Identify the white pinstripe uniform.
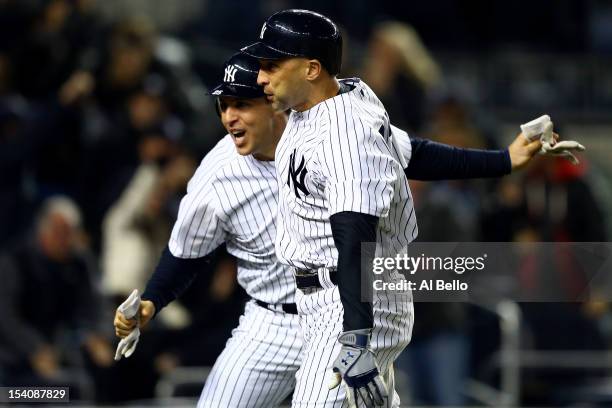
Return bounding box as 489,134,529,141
275,78,417,407
169,134,303,407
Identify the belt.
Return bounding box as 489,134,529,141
294,268,338,290
255,299,298,315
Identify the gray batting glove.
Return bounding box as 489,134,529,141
521,115,585,165
328,329,388,407
114,328,140,361
114,289,141,361
541,139,585,165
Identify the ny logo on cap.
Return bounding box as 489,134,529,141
224,65,238,82
260,23,267,39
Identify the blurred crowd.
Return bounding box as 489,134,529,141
1,0,612,405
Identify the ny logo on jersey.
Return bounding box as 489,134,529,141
260,23,267,39
224,65,238,82
287,149,310,199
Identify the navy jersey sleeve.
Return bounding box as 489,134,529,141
404,137,511,180
142,247,211,315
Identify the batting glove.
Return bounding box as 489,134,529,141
328,329,388,407
114,289,141,361
521,115,585,165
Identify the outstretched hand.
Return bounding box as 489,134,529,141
515,115,586,167
508,132,549,171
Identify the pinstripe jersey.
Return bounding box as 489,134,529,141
275,78,418,272
169,134,295,304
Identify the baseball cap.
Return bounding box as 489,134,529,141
209,52,265,99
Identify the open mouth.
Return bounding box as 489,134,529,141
231,130,246,139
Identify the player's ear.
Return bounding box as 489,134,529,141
305,59,322,81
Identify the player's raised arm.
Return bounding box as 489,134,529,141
396,128,513,180
393,116,584,181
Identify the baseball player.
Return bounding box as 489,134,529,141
243,11,413,406
114,53,303,408
242,9,582,408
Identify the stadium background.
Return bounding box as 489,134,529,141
1,0,612,406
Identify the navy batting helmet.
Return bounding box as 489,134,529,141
241,9,342,75
209,52,265,98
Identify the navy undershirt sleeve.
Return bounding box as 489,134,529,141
142,247,211,316
330,211,378,331
405,137,512,180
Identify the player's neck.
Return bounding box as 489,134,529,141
252,112,288,161
295,77,340,112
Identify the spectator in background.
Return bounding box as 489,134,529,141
482,145,606,243
101,130,196,318
61,15,194,121
0,1,104,212
396,179,471,406
93,0,205,33
482,152,609,405
500,154,607,301
59,17,209,247
5,0,104,100
0,196,112,398
0,3,214,253
395,96,492,406
361,21,442,133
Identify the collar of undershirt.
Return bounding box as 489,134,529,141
337,82,355,95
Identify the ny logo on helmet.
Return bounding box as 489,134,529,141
260,23,267,39
224,65,238,82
